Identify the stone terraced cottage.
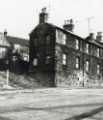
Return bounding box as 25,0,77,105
29,8,103,87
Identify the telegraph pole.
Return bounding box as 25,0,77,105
75,16,94,35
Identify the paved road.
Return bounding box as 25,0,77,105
0,88,103,120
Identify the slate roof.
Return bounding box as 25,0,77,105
30,23,84,40
6,35,29,46
30,22,103,48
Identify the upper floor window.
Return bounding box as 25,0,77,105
97,48,100,57
33,58,38,66
45,56,50,64
75,57,80,69
97,64,100,75
85,43,89,54
34,38,38,46
56,30,66,45
85,60,89,72
0,47,6,58
46,35,51,44
75,39,80,50
62,53,67,65
12,56,18,61
22,53,29,62
62,34,66,45
14,44,20,53
14,44,20,50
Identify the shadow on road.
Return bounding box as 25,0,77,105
0,102,103,120
65,105,103,120
0,116,13,120
0,102,103,113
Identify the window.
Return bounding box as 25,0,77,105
0,48,6,58
97,48,100,57
56,30,66,45
97,64,100,75
85,43,89,53
85,61,89,72
75,39,79,50
46,35,50,44
34,38,38,46
22,53,29,62
62,54,67,65
14,44,20,50
62,34,66,45
75,57,80,69
45,56,50,64
33,58,38,66
12,56,18,61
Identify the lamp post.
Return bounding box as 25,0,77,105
6,60,9,86
4,47,12,89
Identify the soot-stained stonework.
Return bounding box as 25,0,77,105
29,9,103,87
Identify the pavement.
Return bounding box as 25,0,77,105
0,88,103,120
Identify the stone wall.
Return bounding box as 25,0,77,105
55,44,103,88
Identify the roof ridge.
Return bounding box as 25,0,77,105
7,35,29,41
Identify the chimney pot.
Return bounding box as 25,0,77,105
70,19,73,24
96,32,102,42
63,19,74,32
39,7,48,24
4,29,7,36
89,33,94,39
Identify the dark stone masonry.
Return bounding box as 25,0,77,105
29,8,103,87
1,8,103,88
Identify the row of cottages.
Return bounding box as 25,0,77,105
0,31,29,71
29,8,103,87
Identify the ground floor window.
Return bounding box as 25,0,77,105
45,56,51,64
33,58,38,66
75,57,80,69
85,60,89,72
62,53,67,65
97,64,100,75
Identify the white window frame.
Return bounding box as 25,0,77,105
97,48,100,57
85,43,89,53
62,54,67,65
85,60,89,72
62,34,66,45
97,64,100,75
33,58,38,66
75,39,79,50
56,30,66,45
23,53,29,62
75,57,80,69
14,44,20,50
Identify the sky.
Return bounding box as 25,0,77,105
0,0,103,39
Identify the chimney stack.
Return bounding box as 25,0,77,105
4,29,7,36
85,33,94,41
63,19,74,32
89,33,94,40
96,32,102,42
39,7,48,24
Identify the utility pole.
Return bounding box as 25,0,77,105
48,0,51,12
75,16,94,35
6,68,9,86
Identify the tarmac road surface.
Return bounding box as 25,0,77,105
0,88,103,120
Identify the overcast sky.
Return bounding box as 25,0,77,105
0,0,103,39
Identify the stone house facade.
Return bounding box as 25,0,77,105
29,9,103,87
